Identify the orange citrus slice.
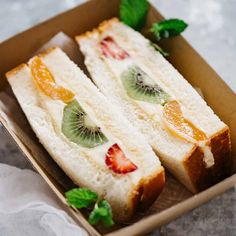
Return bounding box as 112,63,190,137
163,100,206,142
30,56,75,103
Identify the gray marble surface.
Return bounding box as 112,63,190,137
0,0,235,235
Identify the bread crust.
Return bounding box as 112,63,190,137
75,18,118,43
139,167,165,209
5,64,27,78
97,17,119,33
38,47,58,59
210,126,232,183
183,146,212,193
122,168,165,222
75,28,99,42
183,126,231,192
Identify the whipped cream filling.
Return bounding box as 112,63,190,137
202,145,215,168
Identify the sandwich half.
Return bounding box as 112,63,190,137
76,18,231,193
6,47,165,222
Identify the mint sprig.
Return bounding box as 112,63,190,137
66,188,98,208
89,200,114,227
120,0,149,30
150,19,188,41
119,1,188,56
65,188,114,228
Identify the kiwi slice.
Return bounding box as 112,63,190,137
62,100,108,148
121,65,170,105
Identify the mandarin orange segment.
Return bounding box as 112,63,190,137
30,57,75,103
163,100,206,141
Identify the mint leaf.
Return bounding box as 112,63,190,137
150,42,169,57
151,19,188,41
65,188,98,209
66,189,114,228
120,0,149,30
88,200,114,227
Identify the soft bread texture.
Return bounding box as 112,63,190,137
6,48,164,222
76,18,231,193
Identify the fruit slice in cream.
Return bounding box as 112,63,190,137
30,56,75,103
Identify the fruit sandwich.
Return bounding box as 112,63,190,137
5,47,165,222
76,18,232,193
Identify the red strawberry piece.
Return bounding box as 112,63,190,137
100,36,129,60
105,143,137,174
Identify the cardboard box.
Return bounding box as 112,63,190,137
0,0,235,235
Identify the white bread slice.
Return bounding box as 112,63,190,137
76,18,231,193
5,48,164,222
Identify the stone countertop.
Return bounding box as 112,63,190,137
0,0,235,235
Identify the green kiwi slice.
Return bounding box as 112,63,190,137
62,100,108,148
121,65,170,105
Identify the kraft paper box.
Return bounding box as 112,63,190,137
0,0,235,235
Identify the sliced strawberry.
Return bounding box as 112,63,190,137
105,143,137,174
100,36,129,60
